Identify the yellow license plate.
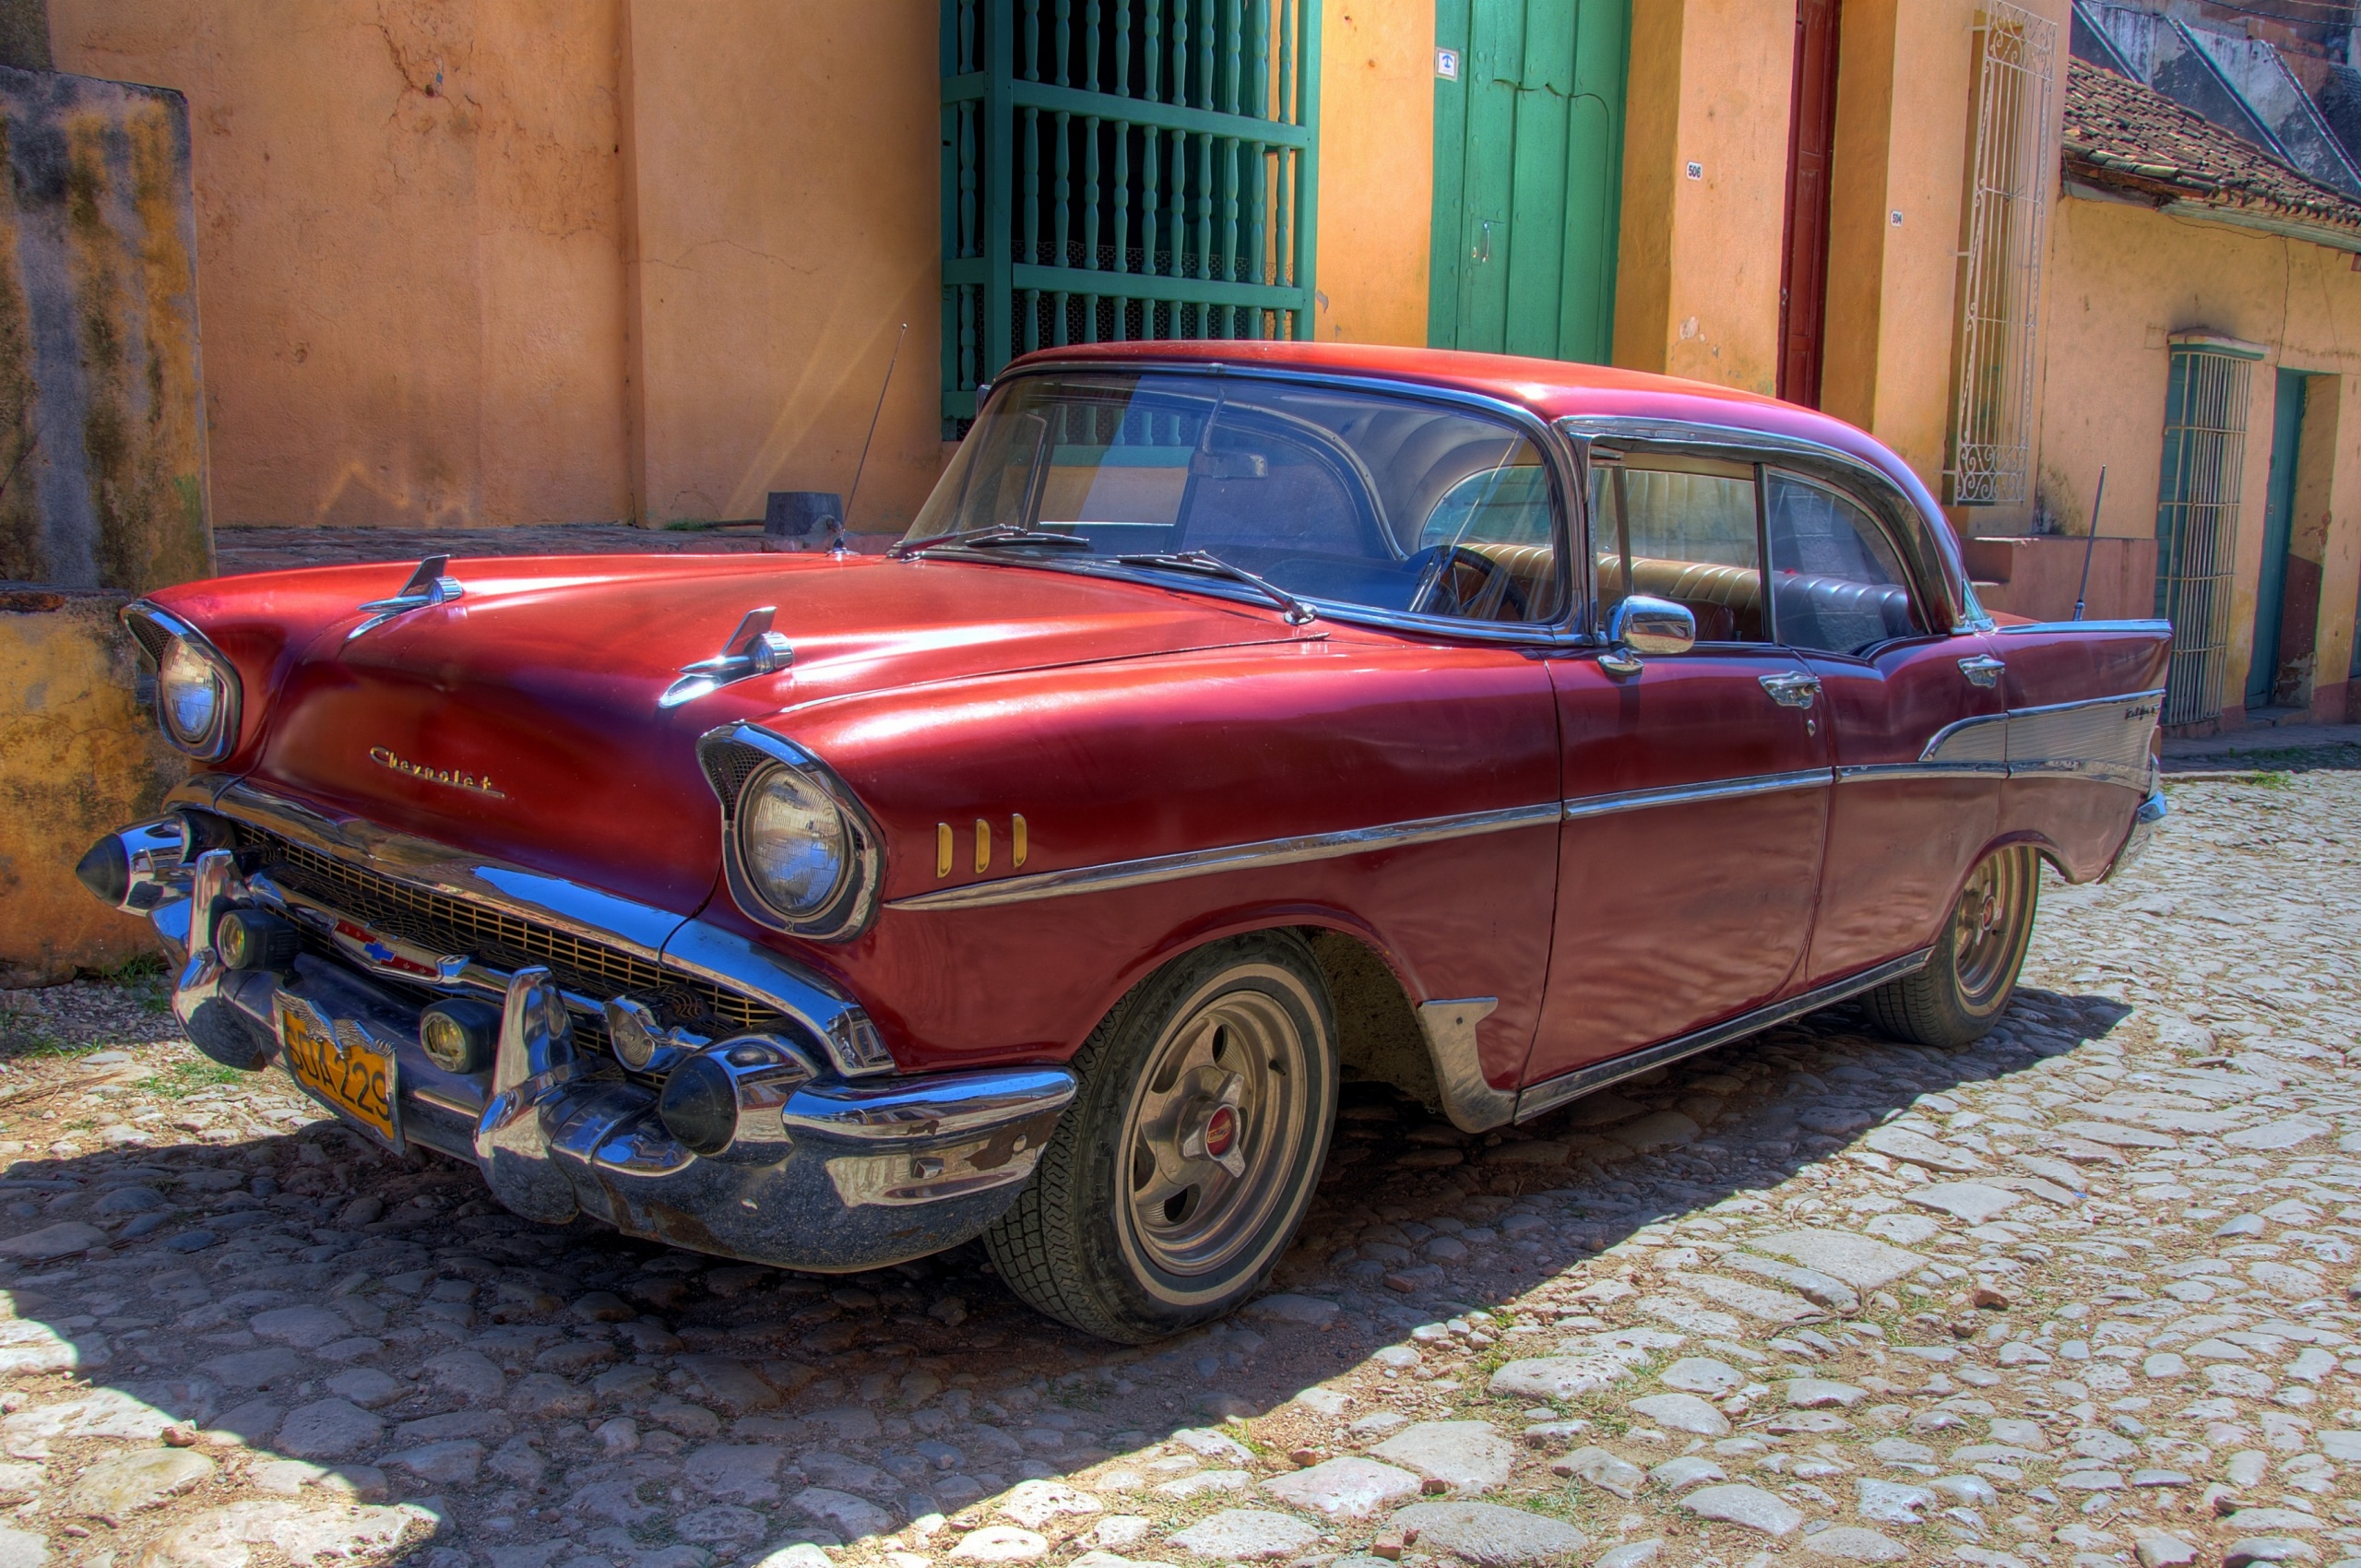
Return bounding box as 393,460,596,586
277,996,402,1151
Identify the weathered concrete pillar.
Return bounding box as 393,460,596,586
0,55,208,982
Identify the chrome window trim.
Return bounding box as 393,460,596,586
125,600,244,763
697,722,887,944
1991,618,2174,636
1560,768,1834,822
172,776,892,1076
975,359,1596,647
885,801,1563,912
1556,414,1986,634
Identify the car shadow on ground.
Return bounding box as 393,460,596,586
0,982,2131,1562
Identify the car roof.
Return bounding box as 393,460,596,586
1010,339,1926,493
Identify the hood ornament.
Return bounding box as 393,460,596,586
348,555,464,641
659,606,793,708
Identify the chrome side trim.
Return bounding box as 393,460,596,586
1920,710,2010,767
1991,618,2173,636
1416,998,1514,1134
1835,763,2007,784
184,778,893,1076
2004,687,2164,790
1560,768,1834,823
884,801,1561,912
1512,947,1934,1123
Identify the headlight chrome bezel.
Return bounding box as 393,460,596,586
697,723,884,943
125,602,243,762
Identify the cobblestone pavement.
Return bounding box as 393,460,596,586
3,771,2358,1568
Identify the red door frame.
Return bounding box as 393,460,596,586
1778,0,1842,408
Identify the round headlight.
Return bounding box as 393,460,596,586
159,638,225,750
738,765,848,918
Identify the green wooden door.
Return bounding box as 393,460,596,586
2248,367,2305,709
1430,0,1629,362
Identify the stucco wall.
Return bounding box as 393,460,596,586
0,590,184,985
2043,189,2361,723
0,65,211,591
51,0,635,532
1613,0,1791,394
1312,0,1432,349
620,0,942,533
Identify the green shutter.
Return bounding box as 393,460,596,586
1429,0,1627,364
942,0,1322,433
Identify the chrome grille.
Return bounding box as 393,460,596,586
233,824,785,1039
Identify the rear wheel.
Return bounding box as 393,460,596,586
983,932,1336,1342
1864,845,2039,1048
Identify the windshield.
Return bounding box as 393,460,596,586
905,371,1566,624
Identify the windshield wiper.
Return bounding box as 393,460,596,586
1112,550,1318,625
889,526,1092,559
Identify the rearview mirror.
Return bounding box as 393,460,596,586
1607,595,1696,658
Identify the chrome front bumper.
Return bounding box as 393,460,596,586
86,791,1076,1273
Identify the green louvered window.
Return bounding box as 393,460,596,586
941,0,1321,433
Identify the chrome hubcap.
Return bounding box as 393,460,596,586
1123,980,1309,1278
1953,851,2028,1006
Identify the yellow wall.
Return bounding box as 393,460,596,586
1613,0,1792,394
620,0,943,532
1823,0,2068,507
0,594,186,986
2042,191,2361,720
1314,0,1434,347
53,0,635,530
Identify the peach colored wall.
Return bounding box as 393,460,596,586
1823,0,2070,510
52,0,635,530
1612,0,1791,394
1312,0,1433,348
2041,190,2361,720
620,0,943,532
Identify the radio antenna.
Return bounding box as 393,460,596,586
842,322,908,552
2073,465,2107,622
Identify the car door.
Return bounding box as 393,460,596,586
1523,451,1833,1094
1762,468,2007,988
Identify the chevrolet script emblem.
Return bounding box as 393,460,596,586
369,746,506,798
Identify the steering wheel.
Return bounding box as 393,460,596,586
1406,543,1530,622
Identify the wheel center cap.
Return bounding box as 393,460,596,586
1204,1104,1239,1159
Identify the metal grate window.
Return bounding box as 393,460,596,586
2153,338,2258,728
1946,2,2054,506
940,0,1320,433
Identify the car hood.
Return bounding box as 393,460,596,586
239,552,1314,913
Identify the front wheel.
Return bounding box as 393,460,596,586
983,932,1337,1342
1864,845,2040,1048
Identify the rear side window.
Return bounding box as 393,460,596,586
1591,459,1768,643
1763,472,1923,654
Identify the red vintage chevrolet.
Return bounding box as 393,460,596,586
77,342,2169,1340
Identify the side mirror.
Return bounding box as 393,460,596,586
1607,594,1697,658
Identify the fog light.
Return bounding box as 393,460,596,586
419,998,500,1074
657,1054,739,1157
214,908,299,972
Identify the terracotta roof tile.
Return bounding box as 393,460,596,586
2063,56,2361,242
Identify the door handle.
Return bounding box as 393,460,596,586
1476,219,1493,263
1759,671,1821,708
1958,654,2006,688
